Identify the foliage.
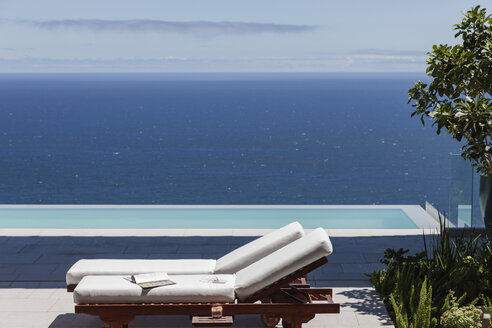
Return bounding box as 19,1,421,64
421,219,491,306
440,291,482,328
369,214,492,328
390,278,437,328
413,278,435,328
408,6,492,176
389,277,437,328
481,294,492,313
390,293,410,328
441,290,467,313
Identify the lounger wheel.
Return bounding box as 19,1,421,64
261,313,281,327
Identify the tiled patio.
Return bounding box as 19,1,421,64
0,231,429,327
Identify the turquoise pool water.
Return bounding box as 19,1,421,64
0,208,418,229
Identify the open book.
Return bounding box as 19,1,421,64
124,272,176,289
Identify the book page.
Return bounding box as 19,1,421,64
132,272,170,284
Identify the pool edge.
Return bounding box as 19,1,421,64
0,204,439,233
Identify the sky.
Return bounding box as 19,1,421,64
0,0,488,73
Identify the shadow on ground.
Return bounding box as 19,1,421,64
49,313,263,328
338,288,392,325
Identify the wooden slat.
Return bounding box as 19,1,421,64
192,316,233,327
288,284,311,288
291,287,333,298
76,301,340,316
245,257,328,303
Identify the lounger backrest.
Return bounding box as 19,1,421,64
234,227,332,301
214,222,304,274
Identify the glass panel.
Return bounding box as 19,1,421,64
449,154,473,227
472,173,484,228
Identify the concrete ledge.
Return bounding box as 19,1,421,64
0,228,440,237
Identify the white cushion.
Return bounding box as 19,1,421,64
214,222,304,274
66,222,304,285
66,259,216,285
234,228,333,301
74,274,235,304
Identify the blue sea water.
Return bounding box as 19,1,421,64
0,73,459,206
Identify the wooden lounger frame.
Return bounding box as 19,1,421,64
75,257,340,328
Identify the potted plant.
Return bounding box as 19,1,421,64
408,6,492,233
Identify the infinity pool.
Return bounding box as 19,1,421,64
0,206,434,229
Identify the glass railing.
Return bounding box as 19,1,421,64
448,154,484,228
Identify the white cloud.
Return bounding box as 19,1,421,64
6,18,316,36
345,49,427,65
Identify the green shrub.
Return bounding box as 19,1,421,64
389,277,438,328
440,291,482,328
481,294,492,314
369,213,491,328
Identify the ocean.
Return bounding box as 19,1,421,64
0,73,460,207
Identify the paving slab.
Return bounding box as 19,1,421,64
0,287,394,327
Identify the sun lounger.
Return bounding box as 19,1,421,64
74,228,339,328
66,222,304,291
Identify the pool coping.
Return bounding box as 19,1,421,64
0,228,439,237
0,204,439,236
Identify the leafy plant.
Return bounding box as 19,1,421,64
413,278,436,328
408,6,492,176
370,212,491,328
441,290,467,314
422,217,490,306
481,294,492,313
369,247,427,319
440,291,482,328
390,293,410,328
389,277,437,328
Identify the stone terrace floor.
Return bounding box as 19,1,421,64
0,232,430,328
